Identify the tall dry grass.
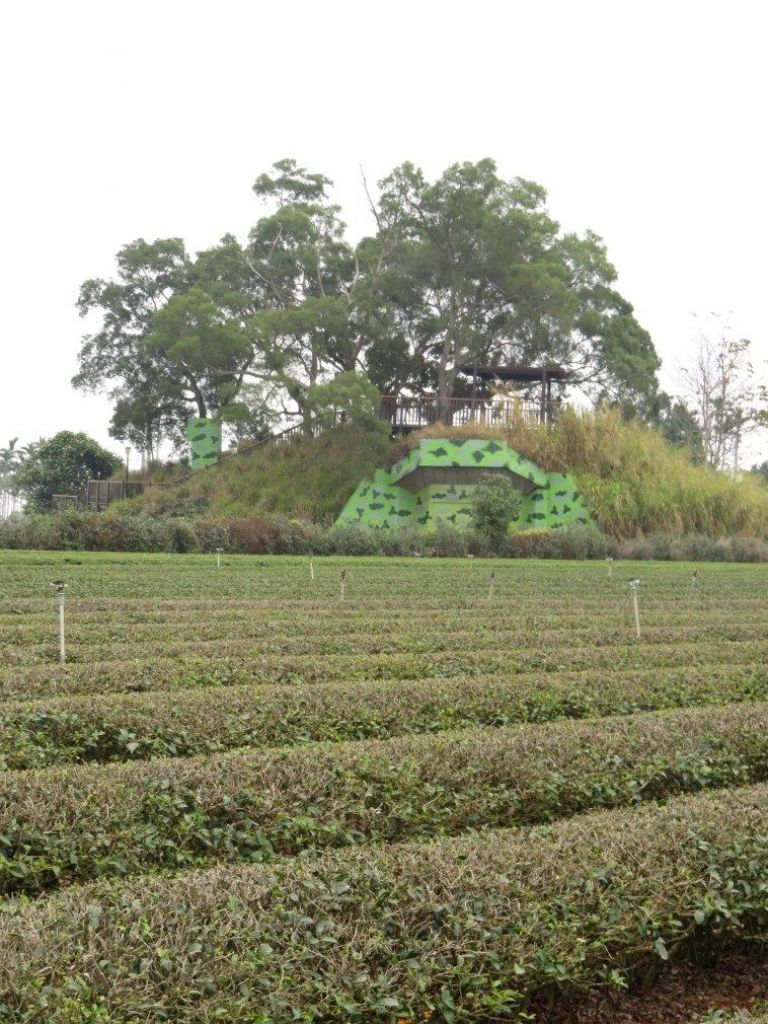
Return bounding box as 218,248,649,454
404,409,768,538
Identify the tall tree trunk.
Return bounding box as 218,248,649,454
436,286,458,423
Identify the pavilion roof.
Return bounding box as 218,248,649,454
456,363,569,383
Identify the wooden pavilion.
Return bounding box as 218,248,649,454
379,364,569,432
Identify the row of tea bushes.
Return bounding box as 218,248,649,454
2,701,768,895
1,663,766,770
3,637,766,701
3,784,768,1020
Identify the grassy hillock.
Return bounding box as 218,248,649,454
132,409,768,540
398,408,768,538
136,423,393,523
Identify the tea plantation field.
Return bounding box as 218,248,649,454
0,550,767,1021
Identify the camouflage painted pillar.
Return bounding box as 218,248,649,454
187,418,222,471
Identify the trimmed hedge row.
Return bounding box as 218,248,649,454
2,637,765,702
6,619,764,661
5,505,768,560
6,622,763,674
3,701,768,896
1,663,766,770
3,785,768,1021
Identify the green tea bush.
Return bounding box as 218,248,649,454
5,785,768,1020
3,663,765,770
2,702,768,896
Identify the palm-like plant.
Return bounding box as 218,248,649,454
0,438,28,517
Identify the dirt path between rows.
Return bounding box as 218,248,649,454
536,950,768,1023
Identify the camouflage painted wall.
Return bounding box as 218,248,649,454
187,418,222,471
336,438,591,532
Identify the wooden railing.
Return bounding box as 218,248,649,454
119,396,560,494
85,480,145,511
379,395,558,431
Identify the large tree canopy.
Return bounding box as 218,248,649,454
73,238,191,457
73,158,660,453
366,160,659,407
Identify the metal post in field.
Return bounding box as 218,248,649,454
51,580,68,664
628,578,641,639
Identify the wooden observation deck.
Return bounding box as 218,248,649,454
380,364,568,433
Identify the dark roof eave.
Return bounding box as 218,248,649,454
456,363,569,382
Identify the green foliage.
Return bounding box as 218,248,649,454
139,422,394,523
306,371,386,432
371,159,660,407
405,407,768,538
655,395,705,461
469,474,522,548
145,285,253,417
1,660,767,771
1,702,768,896
4,785,768,1018
73,238,191,456
14,432,121,512
73,158,662,451
3,554,768,1015
0,507,231,553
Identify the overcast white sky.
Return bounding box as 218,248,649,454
1,0,766,462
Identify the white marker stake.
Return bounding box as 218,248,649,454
629,579,641,639
310,555,315,581
51,581,68,664
216,547,223,569
606,557,613,579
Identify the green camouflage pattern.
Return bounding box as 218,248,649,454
187,418,222,471
336,438,591,532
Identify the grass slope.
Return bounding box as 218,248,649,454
137,423,392,522
130,410,768,539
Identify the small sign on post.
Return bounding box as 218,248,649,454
51,580,68,664
628,578,641,639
